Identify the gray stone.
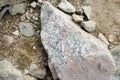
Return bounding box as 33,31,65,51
81,20,96,32
29,63,46,79
58,0,76,13
82,6,91,20
19,22,34,37
41,1,116,80
0,0,26,8
30,1,37,8
10,3,26,15
0,60,26,80
72,14,83,23
111,46,120,80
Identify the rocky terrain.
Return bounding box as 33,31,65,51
0,0,119,80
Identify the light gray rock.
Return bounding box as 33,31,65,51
13,30,20,36
29,63,46,79
0,0,26,8
81,20,96,32
41,1,116,80
82,6,91,20
58,0,76,13
0,60,25,80
19,22,34,37
72,14,83,23
30,1,37,8
111,46,120,80
10,3,26,15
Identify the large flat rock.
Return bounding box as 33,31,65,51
40,1,116,80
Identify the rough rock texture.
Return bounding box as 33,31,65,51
41,1,116,80
0,0,26,8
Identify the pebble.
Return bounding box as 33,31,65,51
30,1,37,8
29,8,34,13
13,30,19,36
76,8,83,15
10,3,26,15
38,0,43,3
72,14,83,23
82,6,91,20
81,20,96,32
108,34,117,43
32,16,39,20
29,63,46,79
58,0,76,13
19,22,34,37
98,33,109,45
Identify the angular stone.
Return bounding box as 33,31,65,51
29,63,46,79
81,20,96,32
82,6,91,20
41,1,116,80
98,33,109,45
0,0,26,8
58,0,76,13
10,3,26,15
72,14,83,23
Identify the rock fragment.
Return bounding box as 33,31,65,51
10,3,26,15
0,60,25,80
30,1,37,8
72,14,83,23
98,33,109,45
29,63,46,79
82,6,91,20
58,0,76,13
41,1,116,80
108,34,117,43
19,22,34,37
81,20,96,32
13,30,20,36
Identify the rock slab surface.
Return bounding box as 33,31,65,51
41,1,116,80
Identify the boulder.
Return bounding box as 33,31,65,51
41,1,116,80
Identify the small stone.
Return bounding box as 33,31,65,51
38,0,43,3
13,30,19,36
98,33,109,45
72,14,83,23
19,22,34,37
108,34,117,43
81,20,96,32
3,35,14,47
0,60,26,80
20,14,26,21
82,6,91,20
32,16,39,20
76,8,83,15
10,3,26,15
29,63,46,79
58,0,76,13
30,1,37,8
29,8,34,13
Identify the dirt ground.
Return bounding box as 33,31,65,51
0,0,120,79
